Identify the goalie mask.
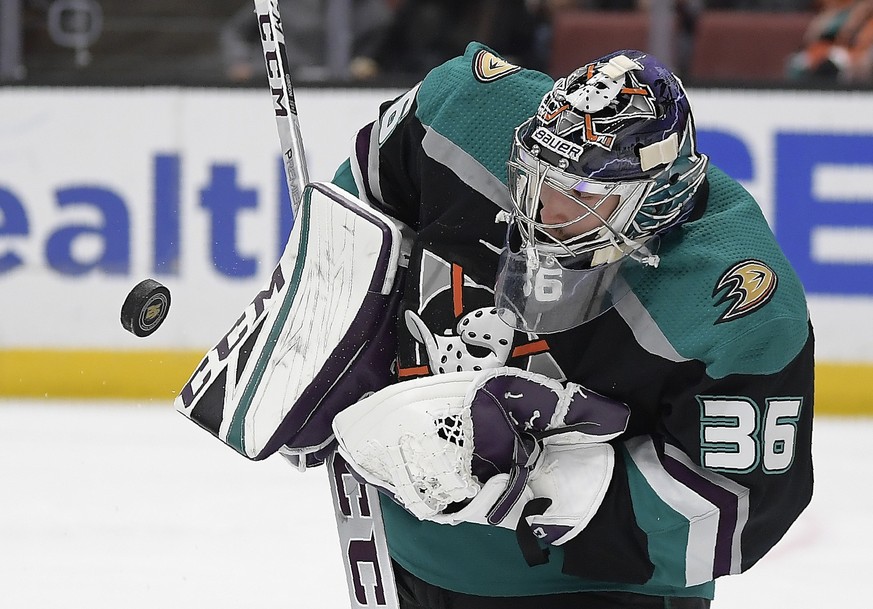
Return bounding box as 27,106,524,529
496,50,708,333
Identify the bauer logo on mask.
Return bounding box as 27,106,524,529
498,50,708,333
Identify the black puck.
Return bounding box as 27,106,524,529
121,279,172,337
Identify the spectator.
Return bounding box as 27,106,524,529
705,0,814,8
786,0,873,82
528,1,703,78
220,0,394,82
362,0,540,77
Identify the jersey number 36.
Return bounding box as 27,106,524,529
698,396,803,474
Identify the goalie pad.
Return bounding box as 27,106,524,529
332,367,630,539
175,182,410,463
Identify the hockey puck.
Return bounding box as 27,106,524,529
120,279,171,337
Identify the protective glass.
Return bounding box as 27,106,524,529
494,237,659,333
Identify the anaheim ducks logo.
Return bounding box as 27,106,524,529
536,54,656,151
397,249,565,381
712,260,778,323
473,49,520,82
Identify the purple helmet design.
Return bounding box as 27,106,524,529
508,49,708,258
496,51,708,333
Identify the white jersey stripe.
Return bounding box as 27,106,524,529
367,119,384,205
664,444,750,575
350,131,368,200
614,289,691,364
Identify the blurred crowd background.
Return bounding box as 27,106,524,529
2,0,873,87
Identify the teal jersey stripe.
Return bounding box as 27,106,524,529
622,444,713,591
332,159,359,197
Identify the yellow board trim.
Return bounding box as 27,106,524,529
0,350,870,414
0,350,203,401
813,363,872,416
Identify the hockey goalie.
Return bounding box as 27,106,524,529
177,40,814,609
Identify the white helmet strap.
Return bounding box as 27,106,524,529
639,132,680,171
599,54,641,79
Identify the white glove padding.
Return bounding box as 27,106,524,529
524,442,614,546
429,473,533,528
331,367,628,530
333,371,482,519
332,370,538,522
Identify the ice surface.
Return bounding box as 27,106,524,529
1,401,868,608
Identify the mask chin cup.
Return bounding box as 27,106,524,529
494,239,659,334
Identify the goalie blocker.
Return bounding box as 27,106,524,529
175,182,411,465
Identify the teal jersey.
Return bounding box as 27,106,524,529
333,42,813,600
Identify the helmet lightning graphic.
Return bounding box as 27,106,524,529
713,260,778,323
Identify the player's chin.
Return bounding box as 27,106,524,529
541,226,565,241
544,227,579,242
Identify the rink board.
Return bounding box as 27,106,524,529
0,87,871,413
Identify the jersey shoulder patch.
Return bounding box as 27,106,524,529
472,48,521,83
631,166,810,377
712,259,778,323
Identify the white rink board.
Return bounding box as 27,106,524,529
0,87,872,362
691,89,873,363
0,87,401,351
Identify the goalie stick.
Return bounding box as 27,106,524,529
255,0,308,214
253,1,400,607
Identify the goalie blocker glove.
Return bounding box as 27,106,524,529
332,367,630,564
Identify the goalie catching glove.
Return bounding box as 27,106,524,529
331,367,630,554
